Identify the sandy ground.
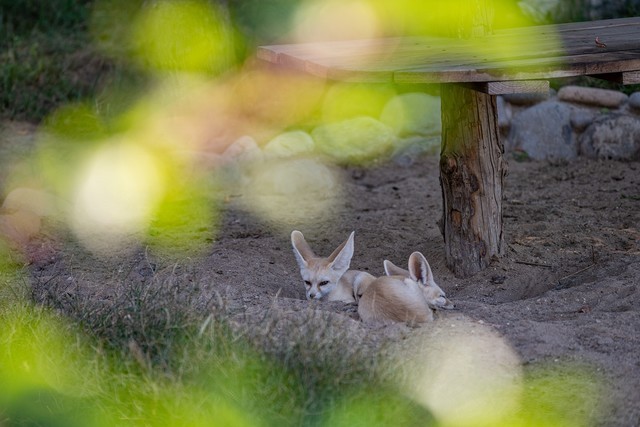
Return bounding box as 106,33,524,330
2,120,640,425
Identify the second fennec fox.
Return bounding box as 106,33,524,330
291,230,374,303
358,251,453,325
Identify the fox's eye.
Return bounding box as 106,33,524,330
318,281,329,287
304,280,312,287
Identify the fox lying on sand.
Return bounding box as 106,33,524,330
291,230,374,303
358,251,454,325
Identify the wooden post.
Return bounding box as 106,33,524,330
437,0,503,278
439,84,505,278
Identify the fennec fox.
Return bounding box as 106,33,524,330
291,230,374,303
383,257,454,310
358,252,452,325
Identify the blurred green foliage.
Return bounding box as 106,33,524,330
3,0,640,122
0,0,102,121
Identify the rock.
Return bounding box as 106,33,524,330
507,100,577,161
579,114,640,160
380,93,441,136
312,116,395,165
392,136,441,166
570,110,596,132
0,211,41,247
216,136,263,190
222,136,263,164
497,96,512,128
243,157,339,226
557,85,628,108
263,131,315,158
502,90,553,106
629,92,640,110
2,188,59,217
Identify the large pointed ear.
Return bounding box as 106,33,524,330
408,252,433,285
291,230,315,268
328,231,355,273
383,259,410,277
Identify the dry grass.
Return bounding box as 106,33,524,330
7,259,431,426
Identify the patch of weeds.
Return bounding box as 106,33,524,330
0,0,102,121
232,305,431,426
26,263,432,426
0,32,111,122
34,262,210,370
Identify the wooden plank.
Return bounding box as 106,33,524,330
460,80,549,95
591,71,640,85
257,17,640,85
259,17,640,70
493,16,640,37
260,36,639,85
394,49,640,84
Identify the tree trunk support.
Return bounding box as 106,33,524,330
439,83,506,277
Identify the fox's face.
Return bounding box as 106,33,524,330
421,280,455,310
291,230,354,301
299,259,344,300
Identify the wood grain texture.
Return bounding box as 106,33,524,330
461,80,549,95
439,84,505,277
258,17,640,85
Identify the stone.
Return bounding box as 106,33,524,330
557,85,628,108
579,114,640,160
502,90,553,106
312,116,395,165
222,136,263,164
570,109,596,132
243,157,339,226
507,100,578,161
392,136,441,166
628,92,640,110
263,131,315,158
2,188,59,217
0,211,41,247
497,96,512,128
380,92,441,136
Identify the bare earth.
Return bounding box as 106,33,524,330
2,121,640,425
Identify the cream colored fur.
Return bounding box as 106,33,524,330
358,252,452,325
383,258,454,310
291,230,370,303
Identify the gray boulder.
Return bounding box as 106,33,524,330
502,90,553,106
579,114,640,160
507,100,577,161
312,116,395,165
392,136,441,166
380,93,441,137
570,110,596,132
263,131,315,158
629,92,640,111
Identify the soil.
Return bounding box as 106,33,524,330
2,120,640,425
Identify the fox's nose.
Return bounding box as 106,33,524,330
308,292,316,299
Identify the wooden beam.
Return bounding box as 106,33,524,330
460,80,550,95
591,71,640,85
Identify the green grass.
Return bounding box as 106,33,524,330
1,261,432,427
0,32,109,122
0,0,101,121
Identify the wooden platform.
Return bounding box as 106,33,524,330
259,17,640,87
258,17,640,277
